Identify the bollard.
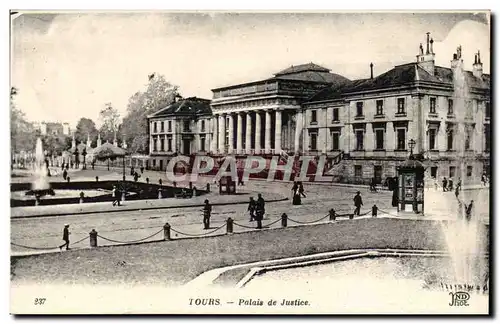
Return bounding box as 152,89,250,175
158,189,162,199
67,176,71,183
193,187,197,197
79,191,84,204
372,205,378,218
189,182,193,189
329,209,336,221
159,179,163,186
206,183,210,192
122,175,126,182
173,181,177,187
35,197,40,206
146,177,149,184
96,176,99,182
226,217,234,234
163,223,171,240
349,213,354,220
89,229,98,248
281,213,288,228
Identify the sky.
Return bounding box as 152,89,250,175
11,11,490,128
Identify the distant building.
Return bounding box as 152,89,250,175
34,121,71,136
147,96,212,170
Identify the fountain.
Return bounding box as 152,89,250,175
25,137,55,199
427,47,489,295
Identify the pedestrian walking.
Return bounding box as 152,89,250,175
298,182,306,198
140,166,144,174
237,170,244,186
442,177,448,192
130,166,135,176
353,191,363,216
465,200,474,222
248,197,256,221
59,224,71,251
255,193,265,229
203,199,212,229
370,177,377,192
292,182,302,205
134,171,140,182
448,178,454,192
91,161,95,170
291,181,298,197
112,185,121,206
62,168,68,180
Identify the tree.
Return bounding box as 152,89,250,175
10,86,36,153
99,103,121,143
75,117,98,144
120,74,179,154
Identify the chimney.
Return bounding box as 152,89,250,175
416,32,435,75
451,45,463,70
370,63,374,79
473,50,483,78
426,32,430,54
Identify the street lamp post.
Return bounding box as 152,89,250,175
82,148,87,170
408,138,416,158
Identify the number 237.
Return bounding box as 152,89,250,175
34,298,46,305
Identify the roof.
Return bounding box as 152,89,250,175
306,63,490,103
211,62,351,92
149,97,212,118
275,63,331,76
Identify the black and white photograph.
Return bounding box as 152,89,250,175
9,10,491,315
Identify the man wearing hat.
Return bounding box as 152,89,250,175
59,224,71,251
353,191,363,217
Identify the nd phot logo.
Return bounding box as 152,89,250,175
449,291,470,307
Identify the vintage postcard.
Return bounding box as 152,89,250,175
9,10,491,315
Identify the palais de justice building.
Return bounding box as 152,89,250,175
147,33,490,183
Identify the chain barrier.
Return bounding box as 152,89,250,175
232,221,258,229
170,223,226,237
378,209,400,217
97,229,163,244
287,214,330,225
11,235,89,251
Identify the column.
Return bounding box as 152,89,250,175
265,110,272,154
294,110,303,153
245,112,252,154
438,121,447,152
149,135,154,154
386,122,395,152
275,110,282,153
365,123,374,152
194,133,200,153
209,117,215,153
255,111,262,154
237,113,243,154
218,114,225,153
228,114,234,154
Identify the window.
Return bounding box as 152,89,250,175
449,166,456,178
167,138,172,151
183,120,190,132
375,129,384,150
331,132,339,150
200,137,206,151
376,100,384,115
448,99,454,115
201,120,206,132
396,129,406,150
332,108,339,121
310,133,317,150
397,98,406,114
160,121,164,132
467,166,473,177
430,97,436,114
447,129,454,150
168,121,172,132
153,138,158,152
428,128,437,150
356,102,364,117
152,159,156,167
311,110,317,124
430,167,437,178
160,138,165,151
153,122,157,133
355,130,364,150
354,165,362,178
485,102,491,118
